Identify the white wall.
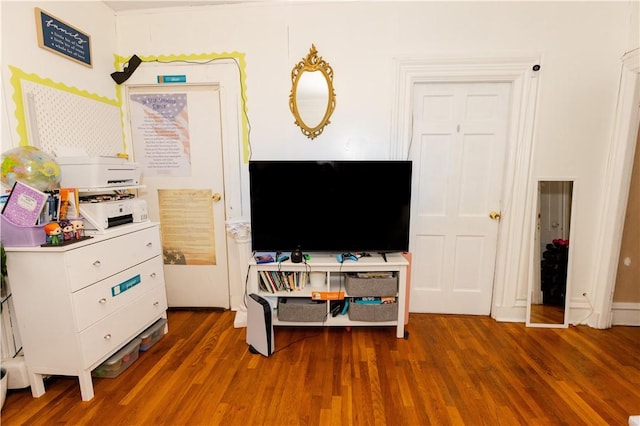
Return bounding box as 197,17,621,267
114,2,633,160
1,0,118,153
2,1,638,322
112,1,637,320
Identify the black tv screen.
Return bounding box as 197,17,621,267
249,160,412,253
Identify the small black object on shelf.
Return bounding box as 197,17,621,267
291,248,303,263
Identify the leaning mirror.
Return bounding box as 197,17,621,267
526,179,575,328
289,44,336,139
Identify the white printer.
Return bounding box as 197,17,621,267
80,198,148,234
56,155,147,234
56,156,141,188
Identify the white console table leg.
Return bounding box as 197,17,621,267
29,372,45,398
396,267,407,339
78,371,95,401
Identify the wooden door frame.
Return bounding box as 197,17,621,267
391,55,542,321
120,58,247,311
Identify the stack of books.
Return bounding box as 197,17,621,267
258,270,309,293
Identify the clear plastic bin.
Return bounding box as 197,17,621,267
138,318,167,351
92,338,141,378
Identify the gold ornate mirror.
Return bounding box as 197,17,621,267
289,44,336,139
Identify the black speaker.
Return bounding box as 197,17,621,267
110,54,142,85
291,248,303,263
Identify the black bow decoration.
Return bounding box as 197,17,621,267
110,54,142,84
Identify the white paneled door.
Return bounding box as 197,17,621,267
126,84,230,308
409,82,511,315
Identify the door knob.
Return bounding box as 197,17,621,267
212,193,222,202
489,211,501,220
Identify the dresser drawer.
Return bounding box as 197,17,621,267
66,226,162,292
79,285,168,368
72,256,165,332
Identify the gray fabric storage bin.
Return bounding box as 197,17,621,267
344,273,398,297
278,298,327,322
348,300,398,322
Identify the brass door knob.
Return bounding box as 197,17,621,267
212,193,222,202
489,211,501,220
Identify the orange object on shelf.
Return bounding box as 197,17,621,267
311,291,344,301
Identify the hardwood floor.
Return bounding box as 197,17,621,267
2,310,639,425
528,304,565,325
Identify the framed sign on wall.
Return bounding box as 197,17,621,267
34,8,92,68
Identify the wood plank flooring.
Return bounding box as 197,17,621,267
528,304,565,325
2,310,639,425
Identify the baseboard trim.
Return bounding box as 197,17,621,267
475,302,638,327
491,305,526,323
611,302,640,326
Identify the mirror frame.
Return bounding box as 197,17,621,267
526,178,576,328
289,44,336,140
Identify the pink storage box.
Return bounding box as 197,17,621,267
0,214,46,247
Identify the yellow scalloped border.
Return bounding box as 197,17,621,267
114,51,250,163
9,51,249,162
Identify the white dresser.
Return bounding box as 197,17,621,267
4,222,168,401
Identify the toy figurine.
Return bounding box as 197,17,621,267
44,222,62,245
70,219,85,239
59,219,74,241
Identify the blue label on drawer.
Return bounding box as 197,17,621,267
111,274,141,297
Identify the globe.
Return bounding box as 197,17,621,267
1,146,61,192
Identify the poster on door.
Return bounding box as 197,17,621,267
129,93,192,177
158,189,216,265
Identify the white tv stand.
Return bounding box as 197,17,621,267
247,252,409,340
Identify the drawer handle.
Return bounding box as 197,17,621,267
153,301,160,307
150,272,156,278
147,242,153,248
93,260,101,267
98,298,107,304
104,333,112,340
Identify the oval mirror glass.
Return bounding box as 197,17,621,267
289,44,336,140
296,70,329,130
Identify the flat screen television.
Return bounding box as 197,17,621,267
249,160,412,253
